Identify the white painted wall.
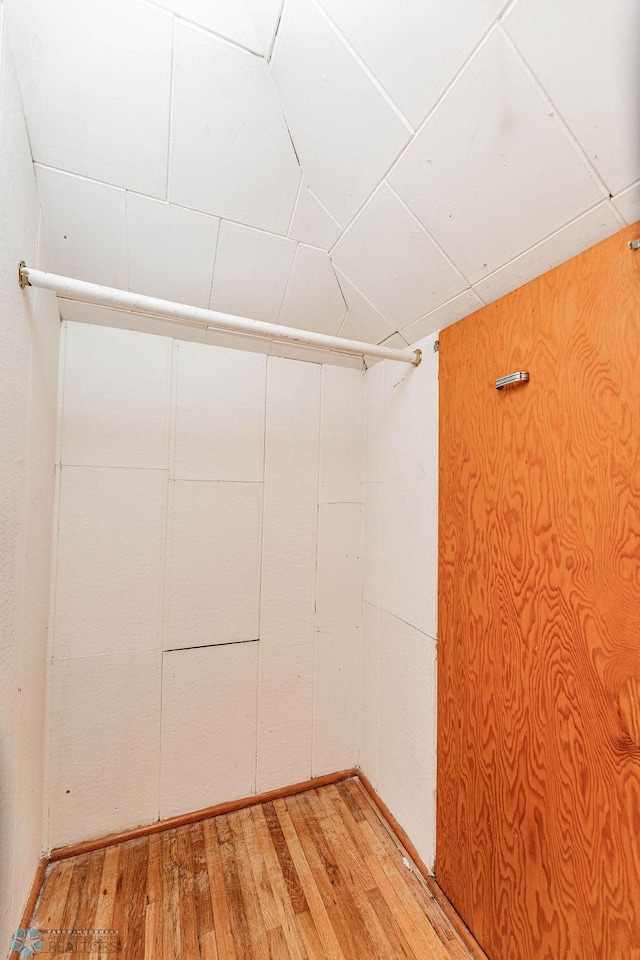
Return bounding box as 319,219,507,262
0,4,60,950
360,332,439,869
47,322,364,850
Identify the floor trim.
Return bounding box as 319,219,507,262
357,772,489,960
48,767,358,862
425,879,491,960
9,857,48,960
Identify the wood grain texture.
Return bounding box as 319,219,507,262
438,224,640,960
28,779,476,959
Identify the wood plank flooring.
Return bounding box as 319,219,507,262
30,778,475,959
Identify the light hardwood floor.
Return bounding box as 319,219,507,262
30,778,474,959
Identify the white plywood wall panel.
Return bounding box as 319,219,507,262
48,650,161,848
15,297,60,896
152,0,261,53
613,182,640,227
53,466,166,659
380,336,438,636
319,365,364,503
474,201,623,306
161,643,258,817
14,231,60,903
313,502,363,774
173,341,266,481
5,0,172,196
0,19,59,937
279,244,346,334
166,480,262,649
271,0,410,226
289,184,342,250
332,184,466,326
504,0,640,195
245,0,283,57
389,29,607,284
172,343,267,481
210,220,297,323
362,483,381,606
35,166,128,287
401,289,484,346
319,0,504,129
61,323,171,469
334,270,395,346
126,194,219,308
257,358,320,791
59,299,209,346
364,361,383,483
359,600,379,783
377,610,436,868
170,22,300,233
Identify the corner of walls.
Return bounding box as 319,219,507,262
360,332,439,870
0,3,61,949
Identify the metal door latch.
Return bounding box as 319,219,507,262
496,371,529,391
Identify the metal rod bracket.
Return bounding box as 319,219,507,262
18,261,30,288
412,349,422,367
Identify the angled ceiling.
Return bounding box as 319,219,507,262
5,0,640,348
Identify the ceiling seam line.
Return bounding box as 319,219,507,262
142,0,264,60
310,0,415,135
498,22,613,199
384,180,473,288
472,197,629,290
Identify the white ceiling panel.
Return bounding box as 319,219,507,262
4,0,172,197
474,200,623,305
334,270,395,345
151,0,261,53
271,0,410,226
401,289,485,345
389,28,607,283
289,183,342,249
279,244,346,334
318,0,504,129
211,220,297,322
245,0,283,58
170,21,300,233
332,183,466,326
613,181,640,227
35,166,127,288
504,0,640,195
127,194,219,307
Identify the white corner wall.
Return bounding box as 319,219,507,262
360,332,439,869
0,4,60,950
47,321,364,850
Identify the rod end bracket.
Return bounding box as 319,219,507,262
18,261,30,288
412,348,422,367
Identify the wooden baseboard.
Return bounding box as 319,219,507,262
357,771,431,880
357,772,489,960
425,879,491,960
49,767,358,862
9,857,48,960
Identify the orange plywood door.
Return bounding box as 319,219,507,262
438,224,640,960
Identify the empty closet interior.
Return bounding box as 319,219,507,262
1,1,639,958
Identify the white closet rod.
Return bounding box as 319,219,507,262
18,263,421,367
